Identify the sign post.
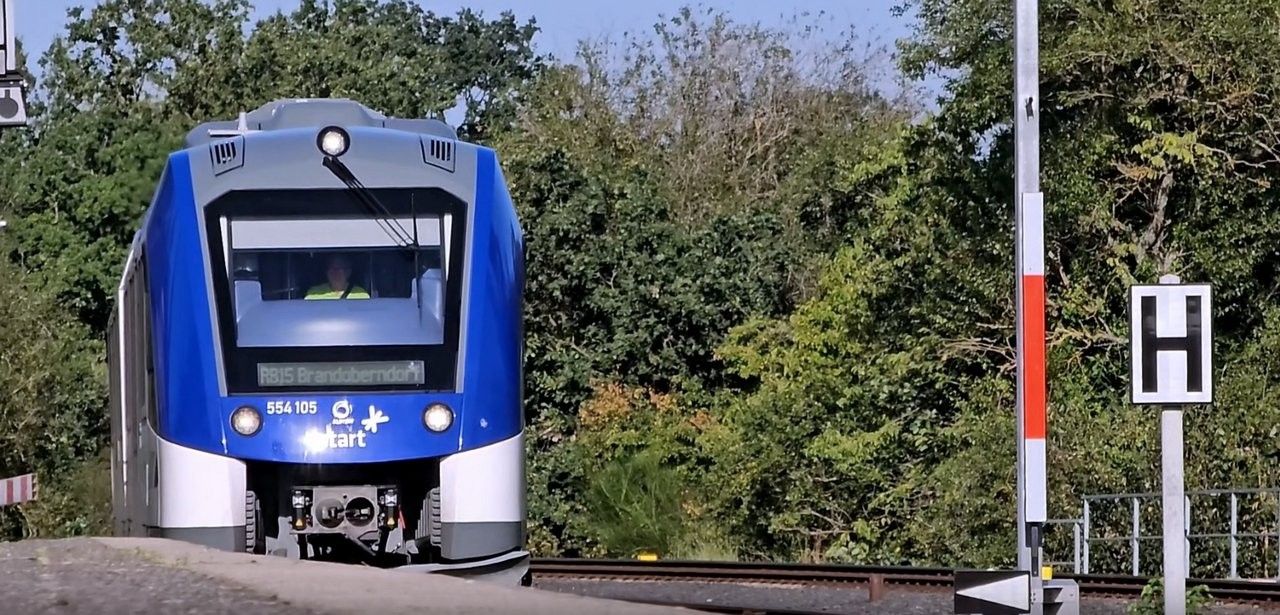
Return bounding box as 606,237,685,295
1130,274,1213,614
1160,406,1185,612
0,0,28,127
955,1,1082,611
1012,1,1046,612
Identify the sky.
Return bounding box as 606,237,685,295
15,1,921,73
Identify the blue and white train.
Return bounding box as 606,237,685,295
107,99,528,581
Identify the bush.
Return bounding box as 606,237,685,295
19,448,113,538
0,258,107,539
582,450,685,557
1126,579,1212,615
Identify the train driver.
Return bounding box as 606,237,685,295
305,253,370,300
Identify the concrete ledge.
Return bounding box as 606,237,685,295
93,538,686,614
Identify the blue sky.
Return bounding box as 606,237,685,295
17,1,920,72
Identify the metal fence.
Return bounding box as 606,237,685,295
1043,488,1280,579
1043,518,1083,573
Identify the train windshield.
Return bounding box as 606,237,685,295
225,215,451,348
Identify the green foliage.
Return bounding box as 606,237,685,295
583,450,684,557
529,379,721,558
1126,578,1212,615
233,0,543,141
19,449,113,538
0,257,106,540
875,0,1280,570
502,10,911,556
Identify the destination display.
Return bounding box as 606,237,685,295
257,360,425,387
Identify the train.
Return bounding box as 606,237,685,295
107,98,528,583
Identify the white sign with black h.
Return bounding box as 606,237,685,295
1130,283,1212,405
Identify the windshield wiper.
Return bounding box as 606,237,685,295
322,156,417,248
322,155,428,316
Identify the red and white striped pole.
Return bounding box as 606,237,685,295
1014,0,1047,597
0,473,37,507
1020,195,1047,521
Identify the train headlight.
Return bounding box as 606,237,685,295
378,487,399,508
316,126,350,157
230,406,262,436
423,403,454,432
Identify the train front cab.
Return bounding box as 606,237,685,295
107,100,527,582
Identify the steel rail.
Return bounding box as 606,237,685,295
584,597,844,615
531,558,1280,606
532,558,950,586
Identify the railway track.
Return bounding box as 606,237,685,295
531,558,1280,612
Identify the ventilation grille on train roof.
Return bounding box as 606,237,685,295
421,136,456,173
210,135,245,175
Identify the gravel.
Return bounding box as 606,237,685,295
0,538,685,615
0,538,322,615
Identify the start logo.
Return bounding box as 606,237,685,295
303,424,368,451
302,402,392,452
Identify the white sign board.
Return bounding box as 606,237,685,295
0,80,26,126
1130,283,1212,405
954,570,1030,614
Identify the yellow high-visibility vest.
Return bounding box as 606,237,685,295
304,284,370,300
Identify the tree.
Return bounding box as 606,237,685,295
0,258,105,540
700,0,1280,568
705,119,1012,562
232,0,543,140
890,0,1280,566
498,10,913,556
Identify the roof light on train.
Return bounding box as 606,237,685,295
423,403,454,432
316,125,350,157
230,405,262,436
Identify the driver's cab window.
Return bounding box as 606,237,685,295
224,215,450,348
232,249,443,301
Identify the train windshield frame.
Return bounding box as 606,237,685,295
204,188,466,393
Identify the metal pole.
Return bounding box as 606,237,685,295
0,0,13,74
1162,406,1186,613
1230,492,1237,579
1083,499,1091,573
1073,521,1081,573
1014,0,1046,611
1152,272,1187,612
1185,494,1191,574
1132,496,1141,576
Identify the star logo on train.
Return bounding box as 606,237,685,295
362,406,389,433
